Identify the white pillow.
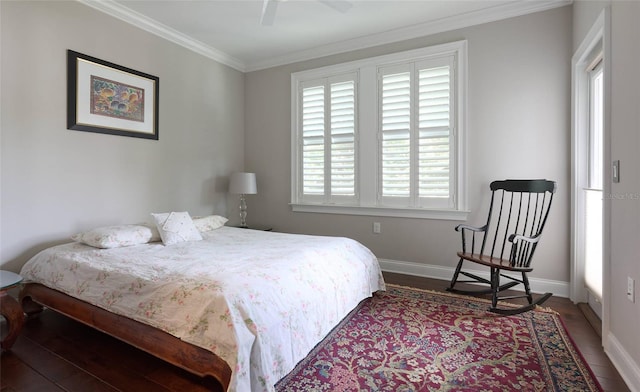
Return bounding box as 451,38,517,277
193,215,228,232
72,224,155,249
151,212,202,246
140,223,162,242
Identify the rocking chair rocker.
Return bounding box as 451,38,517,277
447,179,557,315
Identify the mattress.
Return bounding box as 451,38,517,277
20,226,385,391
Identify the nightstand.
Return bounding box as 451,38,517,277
0,270,25,351
234,225,272,231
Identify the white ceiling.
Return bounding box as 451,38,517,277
82,0,570,72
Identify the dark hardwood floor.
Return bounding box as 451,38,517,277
0,273,630,392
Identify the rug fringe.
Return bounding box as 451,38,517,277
383,283,559,315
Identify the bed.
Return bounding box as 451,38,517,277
19,225,385,392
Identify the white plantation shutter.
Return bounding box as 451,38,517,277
292,41,466,218
418,65,451,199
301,84,325,196
379,57,455,208
330,81,356,196
381,71,412,198
299,75,357,202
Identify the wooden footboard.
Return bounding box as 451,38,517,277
20,283,232,391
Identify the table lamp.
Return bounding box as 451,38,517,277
229,172,257,228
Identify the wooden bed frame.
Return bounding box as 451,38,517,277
20,283,232,390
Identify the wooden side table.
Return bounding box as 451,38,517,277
233,225,272,231
0,270,25,351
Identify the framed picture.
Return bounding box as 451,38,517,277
67,50,159,140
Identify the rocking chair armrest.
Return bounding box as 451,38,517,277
508,233,541,244
455,224,487,233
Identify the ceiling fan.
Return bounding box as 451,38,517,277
260,0,353,26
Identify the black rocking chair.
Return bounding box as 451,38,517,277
447,179,557,315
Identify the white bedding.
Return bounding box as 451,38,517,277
20,227,385,391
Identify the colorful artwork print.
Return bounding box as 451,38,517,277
90,76,145,122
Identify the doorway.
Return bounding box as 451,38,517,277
571,11,608,329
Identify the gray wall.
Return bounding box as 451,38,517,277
245,6,572,283
0,1,245,271
609,0,640,376
573,0,640,381
608,0,640,375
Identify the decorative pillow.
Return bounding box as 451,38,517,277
151,211,202,246
71,224,155,249
193,215,228,232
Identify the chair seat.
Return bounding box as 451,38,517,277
457,251,533,272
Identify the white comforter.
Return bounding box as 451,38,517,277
20,227,385,391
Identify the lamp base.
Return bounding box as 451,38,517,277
239,194,248,228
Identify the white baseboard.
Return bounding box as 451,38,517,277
606,333,640,392
378,258,570,298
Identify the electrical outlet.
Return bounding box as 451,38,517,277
628,277,635,303
373,222,381,234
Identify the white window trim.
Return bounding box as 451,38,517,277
291,40,468,221
290,203,469,220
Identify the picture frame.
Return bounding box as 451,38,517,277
67,50,159,140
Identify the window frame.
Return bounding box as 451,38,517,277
291,40,468,221
377,56,456,210
297,73,359,205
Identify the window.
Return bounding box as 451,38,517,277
300,75,357,204
588,60,603,191
585,55,604,302
379,58,454,209
291,41,467,220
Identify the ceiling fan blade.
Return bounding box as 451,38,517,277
318,0,352,13
260,0,278,26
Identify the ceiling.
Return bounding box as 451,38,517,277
82,0,570,72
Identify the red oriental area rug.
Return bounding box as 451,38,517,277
276,285,602,392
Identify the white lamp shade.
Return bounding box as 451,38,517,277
229,172,257,194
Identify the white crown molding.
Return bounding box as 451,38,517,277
246,0,572,71
78,0,571,73
77,0,247,72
